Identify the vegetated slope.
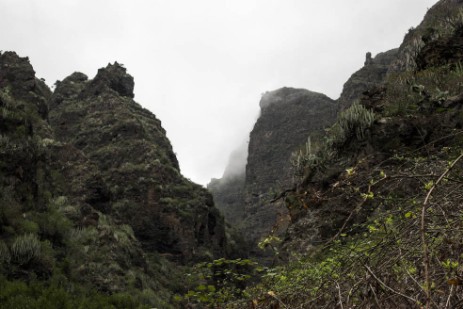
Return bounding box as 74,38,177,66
49,63,225,262
0,51,168,307
0,52,226,308
233,1,463,307
209,51,398,254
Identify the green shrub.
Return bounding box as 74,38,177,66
10,234,41,265
291,136,329,178
0,276,149,308
327,101,375,148
180,258,262,307
19,219,40,234
291,102,375,181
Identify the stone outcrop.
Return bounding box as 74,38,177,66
49,63,226,261
243,88,337,244
0,51,152,293
0,52,226,306
337,49,399,111
209,48,403,252
209,88,337,249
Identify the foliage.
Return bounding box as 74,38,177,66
385,63,463,116
10,234,41,265
326,101,375,148
177,258,263,307
291,101,375,181
290,136,327,178
237,146,463,308
0,241,10,265
0,276,148,309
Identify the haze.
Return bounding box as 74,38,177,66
0,0,437,185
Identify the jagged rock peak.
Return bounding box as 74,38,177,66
51,72,89,105
338,48,399,110
82,62,134,99
260,87,330,110
64,71,89,83
0,51,36,92
0,51,51,121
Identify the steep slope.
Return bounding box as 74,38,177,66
209,52,399,250
209,88,337,251
338,48,398,110
208,173,246,230
243,88,337,245
0,51,175,307
233,1,463,307
0,51,230,307
49,63,225,262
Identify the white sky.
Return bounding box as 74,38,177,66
1,0,437,185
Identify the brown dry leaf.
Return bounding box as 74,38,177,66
447,278,462,285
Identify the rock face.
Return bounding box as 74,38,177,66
337,49,398,111
208,174,246,230
243,88,336,244
209,48,404,254
208,144,247,228
49,63,225,261
210,49,401,250
0,51,154,295
0,52,226,306
209,88,337,248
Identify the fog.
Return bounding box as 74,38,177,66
0,0,438,185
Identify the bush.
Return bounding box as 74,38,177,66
10,234,41,265
291,102,375,181
0,276,149,309
327,101,375,148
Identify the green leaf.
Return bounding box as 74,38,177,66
424,180,434,191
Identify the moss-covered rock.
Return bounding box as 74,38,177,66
0,51,225,307
49,62,225,262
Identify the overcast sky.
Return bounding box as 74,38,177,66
1,0,437,185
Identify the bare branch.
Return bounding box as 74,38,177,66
364,264,420,304
421,152,463,309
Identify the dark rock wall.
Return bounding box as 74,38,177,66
0,52,151,293
49,63,225,261
242,88,337,244
208,173,246,228
337,49,399,111
210,49,400,249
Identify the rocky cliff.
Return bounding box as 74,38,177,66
234,0,463,307
0,51,159,301
209,88,337,249
210,49,400,249
0,51,226,307
338,49,399,110
49,63,225,261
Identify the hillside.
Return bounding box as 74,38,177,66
204,0,463,308
213,0,463,307
2,0,463,307
0,52,226,308
49,63,225,261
